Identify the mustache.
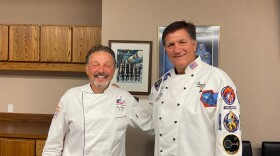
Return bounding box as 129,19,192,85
93,72,109,77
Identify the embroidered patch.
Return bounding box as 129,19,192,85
163,72,171,81
200,90,218,107
154,78,162,91
223,110,239,132
116,96,126,110
218,114,222,130
54,105,61,119
189,61,198,70
224,106,237,110
155,92,162,102
196,81,206,92
223,134,240,154
221,86,236,105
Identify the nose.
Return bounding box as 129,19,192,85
97,66,105,73
173,43,181,54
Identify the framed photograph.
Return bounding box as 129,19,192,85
109,40,152,95
158,25,220,77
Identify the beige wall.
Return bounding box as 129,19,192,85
0,0,279,156
102,0,280,156
0,0,101,113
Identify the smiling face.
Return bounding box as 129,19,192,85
164,28,197,74
85,51,115,93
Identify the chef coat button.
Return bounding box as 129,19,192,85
160,150,163,152
183,87,186,90
173,138,176,141
174,121,177,123
160,134,162,136
177,103,180,106
159,117,162,120
165,87,168,89
191,74,194,77
161,101,164,104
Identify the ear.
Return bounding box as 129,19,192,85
193,40,197,51
85,65,89,75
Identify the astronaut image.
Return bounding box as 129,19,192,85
196,43,212,65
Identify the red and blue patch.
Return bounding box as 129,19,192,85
221,86,236,105
154,78,162,91
200,90,218,107
116,96,126,110
189,61,198,70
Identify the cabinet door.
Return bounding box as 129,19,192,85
0,25,8,61
9,25,40,61
72,26,101,63
40,26,72,62
0,138,35,156
35,140,45,156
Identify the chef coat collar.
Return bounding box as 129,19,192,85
185,56,203,73
171,56,203,75
83,83,113,95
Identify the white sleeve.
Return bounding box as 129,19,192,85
129,97,154,135
42,95,69,156
215,72,242,156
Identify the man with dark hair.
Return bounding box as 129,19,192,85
43,45,153,156
148,20,242,156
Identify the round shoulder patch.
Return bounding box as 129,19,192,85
221,86,236,105
223,134,240,154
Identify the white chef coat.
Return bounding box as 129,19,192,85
43,84,153,156
149,56,242,156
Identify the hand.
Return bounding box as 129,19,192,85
112,83,120,88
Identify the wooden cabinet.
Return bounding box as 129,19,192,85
40,26,72,62
0,138,35,156
0,138,46,156
0,113,51,156
72,26,101,63
0,24,101,72
9,25,40,62
0,25,8,61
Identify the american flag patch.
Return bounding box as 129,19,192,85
189,61,198,70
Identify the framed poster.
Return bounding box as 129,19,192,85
158,25,220,77
109,40,152,95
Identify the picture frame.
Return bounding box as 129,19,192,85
109,40,152,95
158,25,220,77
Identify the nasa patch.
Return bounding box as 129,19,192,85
223,110,239,132
221,86,236,105
200,90,218,107
223,134,240,154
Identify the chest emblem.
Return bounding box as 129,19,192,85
196,81,206,92
221,86,236,105
116,96,126,110
200,90,218,107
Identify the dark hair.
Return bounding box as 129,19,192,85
85,45,116,65
162,20,196,46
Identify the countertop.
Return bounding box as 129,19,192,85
0,113,52,139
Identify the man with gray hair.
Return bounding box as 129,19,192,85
43,45,153,156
